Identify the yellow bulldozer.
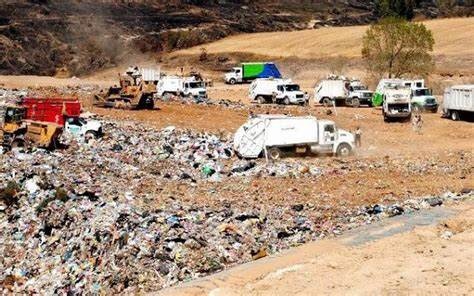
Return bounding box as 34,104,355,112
94,67,158,109
0,105,62,149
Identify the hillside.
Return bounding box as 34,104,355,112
0,0,472,76
175,18,474,59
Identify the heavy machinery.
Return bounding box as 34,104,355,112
94,67,158,109
0,105,62,149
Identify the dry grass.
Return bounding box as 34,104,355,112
174,18,474,59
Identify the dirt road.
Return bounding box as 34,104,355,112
161,200,474,296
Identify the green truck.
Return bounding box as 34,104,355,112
224,62,282,84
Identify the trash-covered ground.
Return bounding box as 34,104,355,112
1,118,473,293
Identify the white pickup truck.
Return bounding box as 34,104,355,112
64,117,103,140
233,115,355,159
249,78,308,105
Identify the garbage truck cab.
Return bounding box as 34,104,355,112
233,115,355,159
182,79,208,100
225,67,243,84
249,78,308,105
402,80,438,113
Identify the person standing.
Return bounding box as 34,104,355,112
355,126,362,147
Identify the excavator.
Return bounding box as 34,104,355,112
0,105,62,149
94,67,158,109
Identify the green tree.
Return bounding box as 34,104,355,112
361,17,435,78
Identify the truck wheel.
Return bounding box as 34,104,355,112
85,131,98,142
431,107,438,113
451,110,460,121
229,78,236,85
162,92,172,101
283,97,290,105
322,97,332,107
268,147,282,160
256,96,266,104
336,143,352,157
11,138,26,149
351,98,360,108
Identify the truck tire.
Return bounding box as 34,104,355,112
336,143,352,157
162,92,172,101
268,147,282,160
229,78,236,85
85,131,98,142
351,98,360,108
283,97,290,105
451,110,460,121
431,107,438,113
11,138,26,149
256,96,266,104
322,97,332,107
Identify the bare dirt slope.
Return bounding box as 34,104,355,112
175,18,474,59
160,201,474,296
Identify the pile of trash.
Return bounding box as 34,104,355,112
1,163,472,293
0,88,27,105
1,118,473,293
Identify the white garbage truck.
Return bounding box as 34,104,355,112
156,76,208,101
382,87,412,122
442,85,474,121
249,78,308,105
315,78,373,107
233,115,355,159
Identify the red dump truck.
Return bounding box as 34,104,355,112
20,97,102,139
21,97,81,125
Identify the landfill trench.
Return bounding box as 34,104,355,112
1,113,473,294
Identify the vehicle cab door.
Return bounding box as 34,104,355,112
319,122,336,151
276,85,285,98
65,117,83,136
235,68,242,80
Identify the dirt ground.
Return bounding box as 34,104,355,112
160,200,474,296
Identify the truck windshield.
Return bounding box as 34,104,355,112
414,89,431,96
285,84,300,91
188,82,204,88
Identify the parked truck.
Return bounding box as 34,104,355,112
225,62,282,84
233,115,355,160
21,97,103,140
382,87,412,122
348,80,374,107
401,79,438,113
156,76,208,101
315,78,373,107
373,79,438,112
442,85,474,121
249,78,308,105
